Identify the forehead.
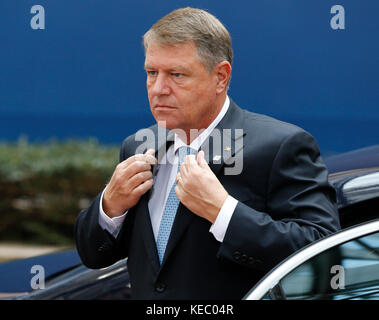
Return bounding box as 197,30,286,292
144,41,203,69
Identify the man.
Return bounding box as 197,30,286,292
75,7,340,299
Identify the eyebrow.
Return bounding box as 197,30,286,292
144,64,154,70
144,64,190,73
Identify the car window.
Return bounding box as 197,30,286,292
339,198,379,229
276,231,379,300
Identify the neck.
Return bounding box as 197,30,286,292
175,93,227,145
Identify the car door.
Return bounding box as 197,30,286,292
245,219,379,300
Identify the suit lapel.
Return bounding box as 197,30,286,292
201,100,246,176
200,126,245,176
138,193,160,274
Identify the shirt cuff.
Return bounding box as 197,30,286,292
209,195,238,242
98,187,127,238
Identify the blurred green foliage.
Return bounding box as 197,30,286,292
0,137,120,245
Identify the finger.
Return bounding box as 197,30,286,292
174,184,184,201
134,151,157,165
118,154,139,169
179,159,190,179
144,154,158,165
133,178,154,197
184,154,197,166
145,149,155,156
118,152,152,169
197,150,208,167
128,170,153,190
176,172,182,185
123,160,152,181
144,149,157,164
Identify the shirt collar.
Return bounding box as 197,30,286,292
173,95,230,153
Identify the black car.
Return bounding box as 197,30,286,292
1,145,379,300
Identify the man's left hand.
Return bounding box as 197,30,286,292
175,150,228,223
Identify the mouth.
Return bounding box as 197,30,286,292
154,104,177,111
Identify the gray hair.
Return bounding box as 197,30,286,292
143,7,233,79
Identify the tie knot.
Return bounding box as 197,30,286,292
178,146,197,165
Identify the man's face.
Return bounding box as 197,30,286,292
144,41,222,137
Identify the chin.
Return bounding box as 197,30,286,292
155,118,176,130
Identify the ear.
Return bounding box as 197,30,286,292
214,61,232,94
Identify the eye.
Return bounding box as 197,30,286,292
146,70,157,76
171,73,183,78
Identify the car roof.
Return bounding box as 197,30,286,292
329,167,379,209
325,145,379,174
0,249,81,293
324,145,379,209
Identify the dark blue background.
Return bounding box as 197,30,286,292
1,1,378,154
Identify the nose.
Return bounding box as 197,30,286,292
149,73,171,96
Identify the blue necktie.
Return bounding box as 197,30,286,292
156,146,197,264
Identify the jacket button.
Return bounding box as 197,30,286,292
233,251,241,261
241,254,248,263
155,282,166,293
248,257,255,265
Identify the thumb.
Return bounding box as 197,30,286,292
145,149,155,156
197,150,208,168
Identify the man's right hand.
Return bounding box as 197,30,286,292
102,149,157,218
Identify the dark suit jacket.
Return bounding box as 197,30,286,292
75,100,340,299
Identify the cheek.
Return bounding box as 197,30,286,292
146,85,153,101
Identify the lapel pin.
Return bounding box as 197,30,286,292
224,146,231,152
213,155,221,162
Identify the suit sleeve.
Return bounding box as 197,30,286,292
217,130,341,272
75,137,136,269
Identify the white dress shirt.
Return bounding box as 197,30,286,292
99,96,238,242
